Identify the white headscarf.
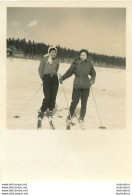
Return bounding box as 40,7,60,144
44,46,57,64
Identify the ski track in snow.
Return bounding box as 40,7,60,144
7,58,125,130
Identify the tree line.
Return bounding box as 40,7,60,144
7,38,126,69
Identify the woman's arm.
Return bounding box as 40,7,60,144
38,57,45,80
61,61,76,80
89,64,96,85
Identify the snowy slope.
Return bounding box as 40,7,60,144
7,58,125,130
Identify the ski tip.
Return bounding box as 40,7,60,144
13,115,20,118
66,125,71,130
49,121,55,130
37,119,42,129
99,126,106,129
57,115,63,118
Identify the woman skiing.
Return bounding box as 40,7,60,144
59,49,96,129
38,46,59,120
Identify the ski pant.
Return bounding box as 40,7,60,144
69,88,90,119
41,74,59,113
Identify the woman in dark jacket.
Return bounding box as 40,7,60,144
38,46,59,120
59,49,96,129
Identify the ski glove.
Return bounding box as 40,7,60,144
89,78,95,86
59,76,63,84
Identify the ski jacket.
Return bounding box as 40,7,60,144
38,56,59,80
62,58,96,89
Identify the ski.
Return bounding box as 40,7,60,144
46,117,55,130
57,114,76,126
37,109,43,129
74,113,85,130
57,115,63,118
65,115,76,130
49,119,55,130
66,123,71,130
66,121,77,129
46,110,55,130
37,111,55,130
37,109,45,129
37,118,42,129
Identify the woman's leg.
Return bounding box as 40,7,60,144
69,88,81,117
80,88,90,119
49,75,59,111
41,75,52,113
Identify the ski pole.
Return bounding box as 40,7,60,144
14,84,42,118
61,82,73,120
59,74,70,109
91,87,106,129
62,84,69,108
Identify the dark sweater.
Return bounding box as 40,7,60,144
62,58,96,89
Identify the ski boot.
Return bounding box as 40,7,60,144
38,109,44,119
79,117,85,130
46,109,53,121
66,114,72,123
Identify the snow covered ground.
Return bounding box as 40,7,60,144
7,57,125,130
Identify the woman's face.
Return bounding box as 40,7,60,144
80,52,87,61
49,50,57,59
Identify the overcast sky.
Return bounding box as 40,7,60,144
7,8,126,57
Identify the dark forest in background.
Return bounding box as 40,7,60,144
7,38,126,69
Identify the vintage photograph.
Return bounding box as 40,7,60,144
7,7,126,130
1,1,132,185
